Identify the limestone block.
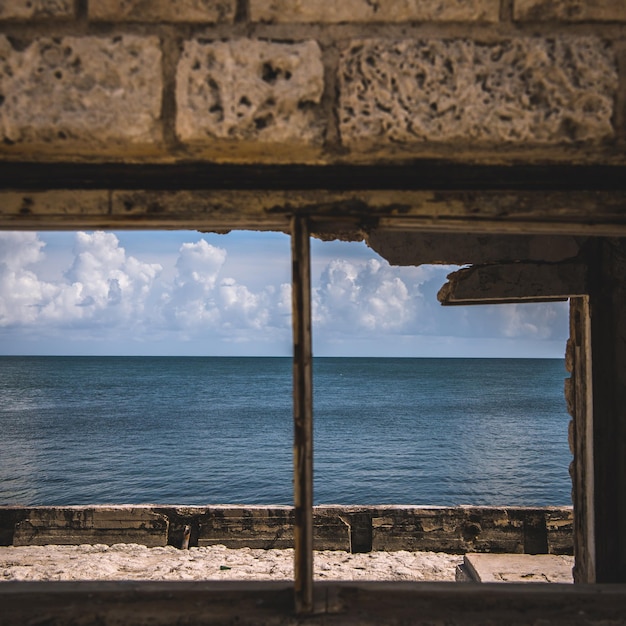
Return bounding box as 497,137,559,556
515,0,626,22
90,0,235,23
0,35,162,151
339,38,617,147
176,39,324,146
0,0,74,20
251,0,499,23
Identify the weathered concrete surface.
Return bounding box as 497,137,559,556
85,189,626,237
2,581,626,625
198,506,296,550
89,0,236,22
437,261,587,305
251,0,499,23
371,507,572,555
12,508,169,547
195,506,574,554
0,506,573,554
339,38,617,146
463,553,574,583
176,39,325,155
0,191,111,221
515,0,626,22
0,35,162,154
0,0,74,20
4,186,626,236
542,508,574,556
366,232,584,266
197,507,370,552
195,507,374,552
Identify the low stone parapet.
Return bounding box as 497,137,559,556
0,505,572,555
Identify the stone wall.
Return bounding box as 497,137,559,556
0,1,624,165
0,505,573,555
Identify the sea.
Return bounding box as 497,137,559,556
0,356,572,507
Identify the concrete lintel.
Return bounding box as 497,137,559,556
366,231,584,266
4,187,625,238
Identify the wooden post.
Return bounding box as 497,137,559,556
586,239,626,582
291,215,314,613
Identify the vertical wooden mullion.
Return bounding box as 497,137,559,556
291,215,314,613
568,296,596,582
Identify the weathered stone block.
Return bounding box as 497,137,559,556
196,506,354,550
370,508,554,554
176,39,325,147
313,507,352,551
13,508,168,547
0,35,162,152
515,0,626,22
339,38,617,147
89,0,235,23
0,0,74,20
198,506,295,549
467,509,525,554
546,508,574,555
251,0,499,23
372,507,474,553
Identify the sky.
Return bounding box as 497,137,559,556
0,230,569,358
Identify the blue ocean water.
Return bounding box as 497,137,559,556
0,356,571,507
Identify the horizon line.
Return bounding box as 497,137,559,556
0,354,565,359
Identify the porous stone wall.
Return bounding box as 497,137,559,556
0,0,624,164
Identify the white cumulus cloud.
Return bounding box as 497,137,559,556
175,239,226,292
314,257,438,335
0,232,569,354
0,232,56,326
0,232,294,347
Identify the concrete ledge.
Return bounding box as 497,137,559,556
0,505,573,554
461,553,573,583
1,581,625,625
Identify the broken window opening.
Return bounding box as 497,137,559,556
0,225,580,608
